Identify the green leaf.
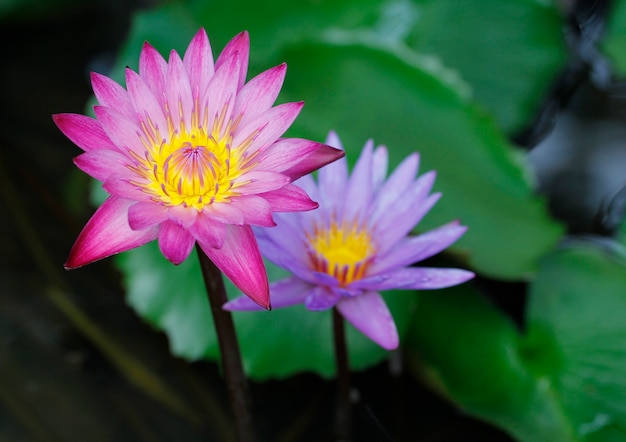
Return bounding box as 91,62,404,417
601,0,626,77
407,0,568,134
407,242,626,441
116,242,418,379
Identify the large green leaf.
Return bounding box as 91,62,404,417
117,242,418,379
407,243,626,441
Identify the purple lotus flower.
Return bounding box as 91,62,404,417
53,28,343,309
224,132,474,349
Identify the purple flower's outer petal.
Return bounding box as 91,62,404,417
65,197,158,269
215,31,249,91
318,144,348,218
258,184,318,212
373,152,419,214
353,267,475,291
233,102,304,155
189,211,226,249
325,130,343,150
183,28,214,97
234,63,286,118
230,195,275,227
371,221,468,274
223,276,311,311
158,220,195,265
280,143,346,182
199,224,270,309
337,291,399,350
291,174,318,201
344,139,373,223
235,171,290,195
305,286,340,311
371,146,388,191
52,113,118,153
90,72,134,117
128,201,168,230
139,42,167,101
73,150,127,181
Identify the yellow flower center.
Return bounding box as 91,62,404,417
307,220,375,286
129,102,258,210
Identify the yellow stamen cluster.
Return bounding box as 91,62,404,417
307,220,375,286
129,101,258,210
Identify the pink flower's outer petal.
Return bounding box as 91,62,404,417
158,220,195,265
125,68,168,133
223,276,311,311
128,202,168,230
189,211,227,249
94,106,144,156
139,42,167,100
202,47,240,136
257,184,318,212
65,197,157,269
305,286,340,311
90,72,134,117
336,291,399,350
183,28,215,96
168,204,198,228
199,224,270,309
371,221,468,274
165,51,193,131
256,138,319,173
103,175,151,202
282,142,346,182
215,31,249,91
230,195,275,226
235,171,290,195
352,267,475,291
73,150,127,181
204,202,245,225
52,113,118,152
233,63,286,118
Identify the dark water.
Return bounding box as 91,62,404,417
0,2,515,441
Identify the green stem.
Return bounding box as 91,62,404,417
196,245,257,442
333,307,352,441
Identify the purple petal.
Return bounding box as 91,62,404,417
183,28,215,97
230,195,275,226
90,73,134,117
128,201,168,230
280,142,345,182
199,224,270,309
317,140,348,218
372,152,419,213
305,286,340,311
73,149,128,181
215,31,249,91
354,267,474,291
343,139,374,223
138,42,167,101
371,146,389,191
233,63,286,118
325,131,343,149
371,221,468,274
189,211,226,249
158,220,195,265
336,291,399,350
224,276,311,311
52,113,118,153
257,184,318,212
65,197,157,269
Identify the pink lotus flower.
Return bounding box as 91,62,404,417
53,29,343,309
224,132,474,349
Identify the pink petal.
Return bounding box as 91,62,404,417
304,286,340,311
198,224,270,309
233,63,286,118
65,197,157,269
94,106,145,156
203,202,244,225
158,220,195,265
139,42,167,100
189,211,227,249
255,138,319,173
52,113,118,152
281,142,345,182
125,68,168,134
257,184,318,212
165,50,193,132
183,28,215,97
336,291,399,350
167,204,198,228
103,175,151,202
73,149,128,181
215,31,249,91
90,72,134,117
235,170,290,195
229,195,275,226
233,102,303,155
223,276,311,311
127,202,168,230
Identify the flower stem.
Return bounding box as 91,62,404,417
196,245,257,442
333,307,352,441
